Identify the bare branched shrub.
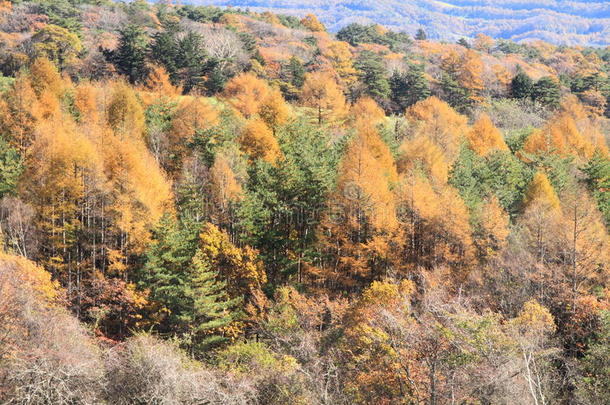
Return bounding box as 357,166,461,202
0,196,37,259
104,335,257,405
0,257,104,404
0,3,48,34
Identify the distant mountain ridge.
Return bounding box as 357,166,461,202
187,0,610,46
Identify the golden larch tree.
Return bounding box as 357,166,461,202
300,13,326,32
316,127,400,289
322,41,358,86
300,71,348,126
519,171,564,264
29,57,64,98
223,72,271,119
259,88,290,135
475,195,510,260
398,135,450,184
396,173,474,272
106,81,145,140
210,152,244,214
0,73,41,154
466,113,509,156
167,97,219,174
560,185,609,300
239,118,282,164
143,65,180,97
406,96,468,161
350,97,386,126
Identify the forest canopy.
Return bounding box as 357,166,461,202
0,1,609,404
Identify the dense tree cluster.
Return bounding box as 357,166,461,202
0,2,609,404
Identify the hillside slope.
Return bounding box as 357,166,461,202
190,0,610,45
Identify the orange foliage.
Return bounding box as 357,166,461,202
397,174,474,272
398,135,450,184
210,153,244,211
239,118,282,164
167,97,219,173
106,81,145,140
466,113,508,156
0,74,41,153
74,82,100,123
259,88,290,134
474,34,494,53
223,73,271,119
406,96,468,160
143,65,180,96
523,98,608,160
301,14,326,32
350,97,385,126
300,71,348,125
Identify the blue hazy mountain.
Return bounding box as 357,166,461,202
187,0,610,46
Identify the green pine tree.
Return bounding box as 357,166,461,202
187,250,241,350
108,24,149,84
355,50,390,100
532,77,561,108
0,135,22,197
582,151,610,227
510,67,534,99
577,311,610,404
149,20,180,83
415,28,427,40
175,31,209,93
140,215,239,353
457,38,470,48
441,72,472,113
288,56,306,88
390,64,431,111
139,215,199,334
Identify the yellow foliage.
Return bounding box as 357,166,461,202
198,223,267,319
523,171,561,212
406,96,468,160
210,153,243,210
301,13,326,32
511,299,556,336
466,113,509,156
29,57,63,98
300,71,348,125
106,81,145,139
259,88,290,133
398,135,450,184
0,252,59,303
223,72,271,119
350,97,385,126
321,41,357,85
360,280,415,308
239,118,282,164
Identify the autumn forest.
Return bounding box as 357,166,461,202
0,1,609,404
